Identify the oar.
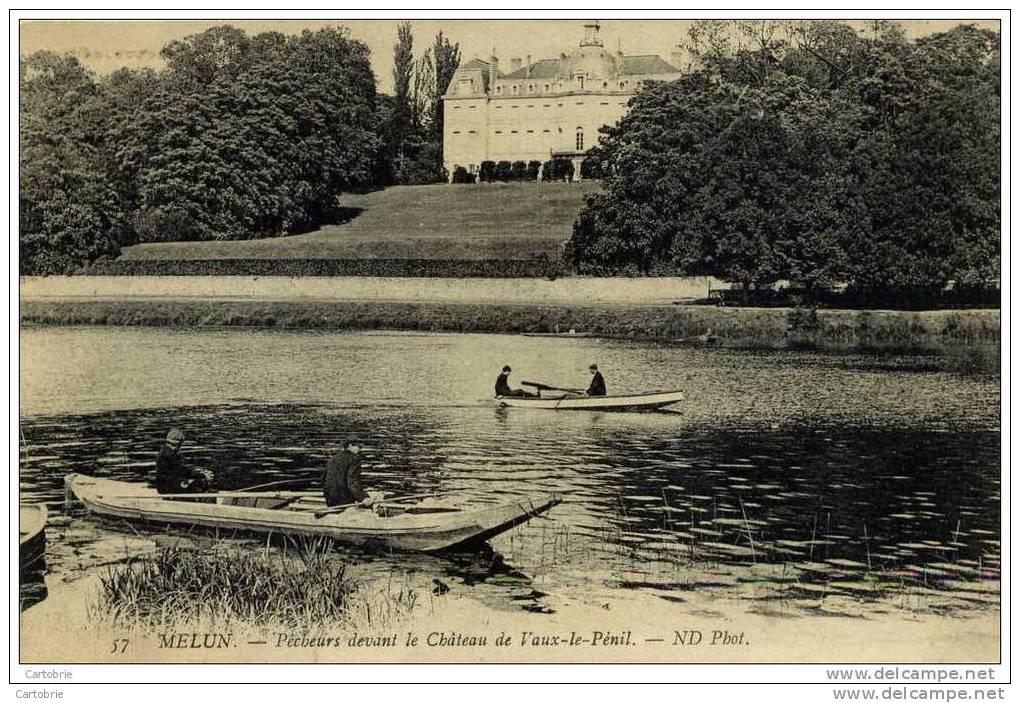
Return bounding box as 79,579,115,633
122,490,318,500
522,381,585,394
313,491,440,518
237,478,313,492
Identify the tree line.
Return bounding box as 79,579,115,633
567,21,1000,299
20,23,459,274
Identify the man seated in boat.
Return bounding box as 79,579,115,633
494,365,536,398
586,364,607,396
323,441,381,508
155,429,214,494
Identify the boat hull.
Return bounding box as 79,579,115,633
19,504,47,571
65,475,559,553
497,390,683,411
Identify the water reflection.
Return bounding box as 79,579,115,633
20,402,1000,617
19,328,1000,619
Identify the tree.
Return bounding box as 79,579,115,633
124,26,380,242
568,20,999,302
20,52,130,273
431,31,461,141
388,22,416,170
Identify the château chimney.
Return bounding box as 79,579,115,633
489,51,498,90
510,57,522,72
525,54,532,77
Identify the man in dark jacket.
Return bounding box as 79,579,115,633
155,429,213,494
587,364,607,396
322,441,368,507
494,365,535,397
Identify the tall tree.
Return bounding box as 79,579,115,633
389,22,415,167
431,31,461,140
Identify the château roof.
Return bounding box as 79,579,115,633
618,55,680,75
501,54,679,80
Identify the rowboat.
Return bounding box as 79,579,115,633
20,504,47,570
65,474,560,553
497,389,684,411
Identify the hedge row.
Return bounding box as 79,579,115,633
83,257,569,278
450,158,579,184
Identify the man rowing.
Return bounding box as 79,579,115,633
494,365,536,398
586,364,607,396
154,428,214,494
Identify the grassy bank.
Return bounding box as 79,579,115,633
119,182,598,262
21,298,999,369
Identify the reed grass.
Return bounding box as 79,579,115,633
88,539,417,632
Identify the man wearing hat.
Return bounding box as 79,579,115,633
494,365,534,398
586,364,607,396
155,429,213,494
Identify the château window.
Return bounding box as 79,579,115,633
512,85,519,95
528,84,534,92
575,128,584,151
602,81,608,89
496,86,503,94
620,81,627,89
544,84,550,91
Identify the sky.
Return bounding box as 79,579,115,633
19,18,1000,94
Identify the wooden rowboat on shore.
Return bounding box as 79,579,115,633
496,389,684,412
20,504,47,570
65,474,559,553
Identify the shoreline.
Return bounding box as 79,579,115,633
20,298,999,359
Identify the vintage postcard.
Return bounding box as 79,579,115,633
14,11,1004,681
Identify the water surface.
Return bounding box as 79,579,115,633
20,327,1000,619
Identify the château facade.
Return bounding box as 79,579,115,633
442,23,684,180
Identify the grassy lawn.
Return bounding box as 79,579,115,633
119,181,599,261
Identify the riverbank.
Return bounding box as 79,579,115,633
20,298,999,368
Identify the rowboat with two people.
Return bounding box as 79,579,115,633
64,474,560,553
497,385,685,411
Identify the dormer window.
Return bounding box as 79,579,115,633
512,84,519,95
544,84,550,91
496,86,503,94
528,84,534,92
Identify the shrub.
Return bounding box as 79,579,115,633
510,161,528,181
494,160,513,181
478,161,497,182
542,158,574,182
451,166,474,184
527,160,542,181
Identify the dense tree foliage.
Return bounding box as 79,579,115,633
567,21,1000,297
20,53,134,273
20,26,382,273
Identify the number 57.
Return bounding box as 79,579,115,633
110,638,129,654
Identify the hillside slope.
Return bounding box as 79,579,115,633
119,182,599,261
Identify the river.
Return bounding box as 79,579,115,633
19,326,1000,630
